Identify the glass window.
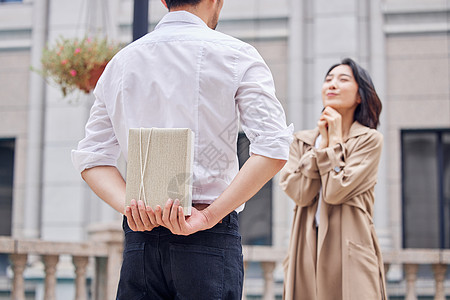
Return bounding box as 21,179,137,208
0,0,22,3
0,139,14,276
442,133,450,248
402,129,450,249
236,132,273,279
0,139,14,236
237,132,273,246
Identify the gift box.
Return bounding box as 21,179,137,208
125,128,194,215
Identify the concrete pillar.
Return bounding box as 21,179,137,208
41,0,121,242
370,0,393,252
10,253,28,300
43,254,59,300
242,261,249,300
88,222,124,300
23,0,49,239
404,263,418,300
73,255,89,300
261,261,276,300
287,0,305,130
432,264,447,300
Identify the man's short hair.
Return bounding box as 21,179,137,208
166,0,203,9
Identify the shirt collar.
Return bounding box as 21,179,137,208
155,11,209,30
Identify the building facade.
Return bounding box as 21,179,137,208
0,0,449,298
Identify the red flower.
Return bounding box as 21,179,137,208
74,48,81,54
61,59,68,65
69,69,77,77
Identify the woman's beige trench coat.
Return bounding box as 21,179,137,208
280,121,387,300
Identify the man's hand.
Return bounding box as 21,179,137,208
154,199,212,236
127,154,286,235
125,199,159,231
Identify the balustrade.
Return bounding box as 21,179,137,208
0,232,117,300
1,235,450,300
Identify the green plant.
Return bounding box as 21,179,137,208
39,36,121,96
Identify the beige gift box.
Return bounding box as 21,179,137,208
125,128,194,215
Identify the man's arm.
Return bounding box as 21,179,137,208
81,165,161,231
155,154,286,235
81,166,126,213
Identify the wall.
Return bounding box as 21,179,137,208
384,0,450,250
0,2,32,238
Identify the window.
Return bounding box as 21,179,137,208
0,139,14,275
237,133,273,279
0,0,22,3
0,139,14,236
237,132,272,245
402,129,450,249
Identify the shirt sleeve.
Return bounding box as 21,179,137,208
235,45,293,160
71,69,121,173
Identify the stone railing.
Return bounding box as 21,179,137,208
241,247,450,300
383,249,450,300
0,224,123,300
242,246,286,300
1,229,449,300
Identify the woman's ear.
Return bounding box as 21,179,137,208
357,95,362,104
356,90,362,104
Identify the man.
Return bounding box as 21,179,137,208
72,0,293,298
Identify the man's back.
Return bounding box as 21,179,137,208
75,11,291,206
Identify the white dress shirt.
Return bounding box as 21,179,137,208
72,11,293,209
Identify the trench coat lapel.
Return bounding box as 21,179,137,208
345,121,370,141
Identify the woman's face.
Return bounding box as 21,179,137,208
321,64,361,113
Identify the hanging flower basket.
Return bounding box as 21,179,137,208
38,36,121,96
76,62,108,93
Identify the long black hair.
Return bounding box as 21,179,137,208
325,58,382,129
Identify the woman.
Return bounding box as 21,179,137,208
280,58,387,300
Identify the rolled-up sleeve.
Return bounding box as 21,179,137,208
71,79,121,173
235,45,293,160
